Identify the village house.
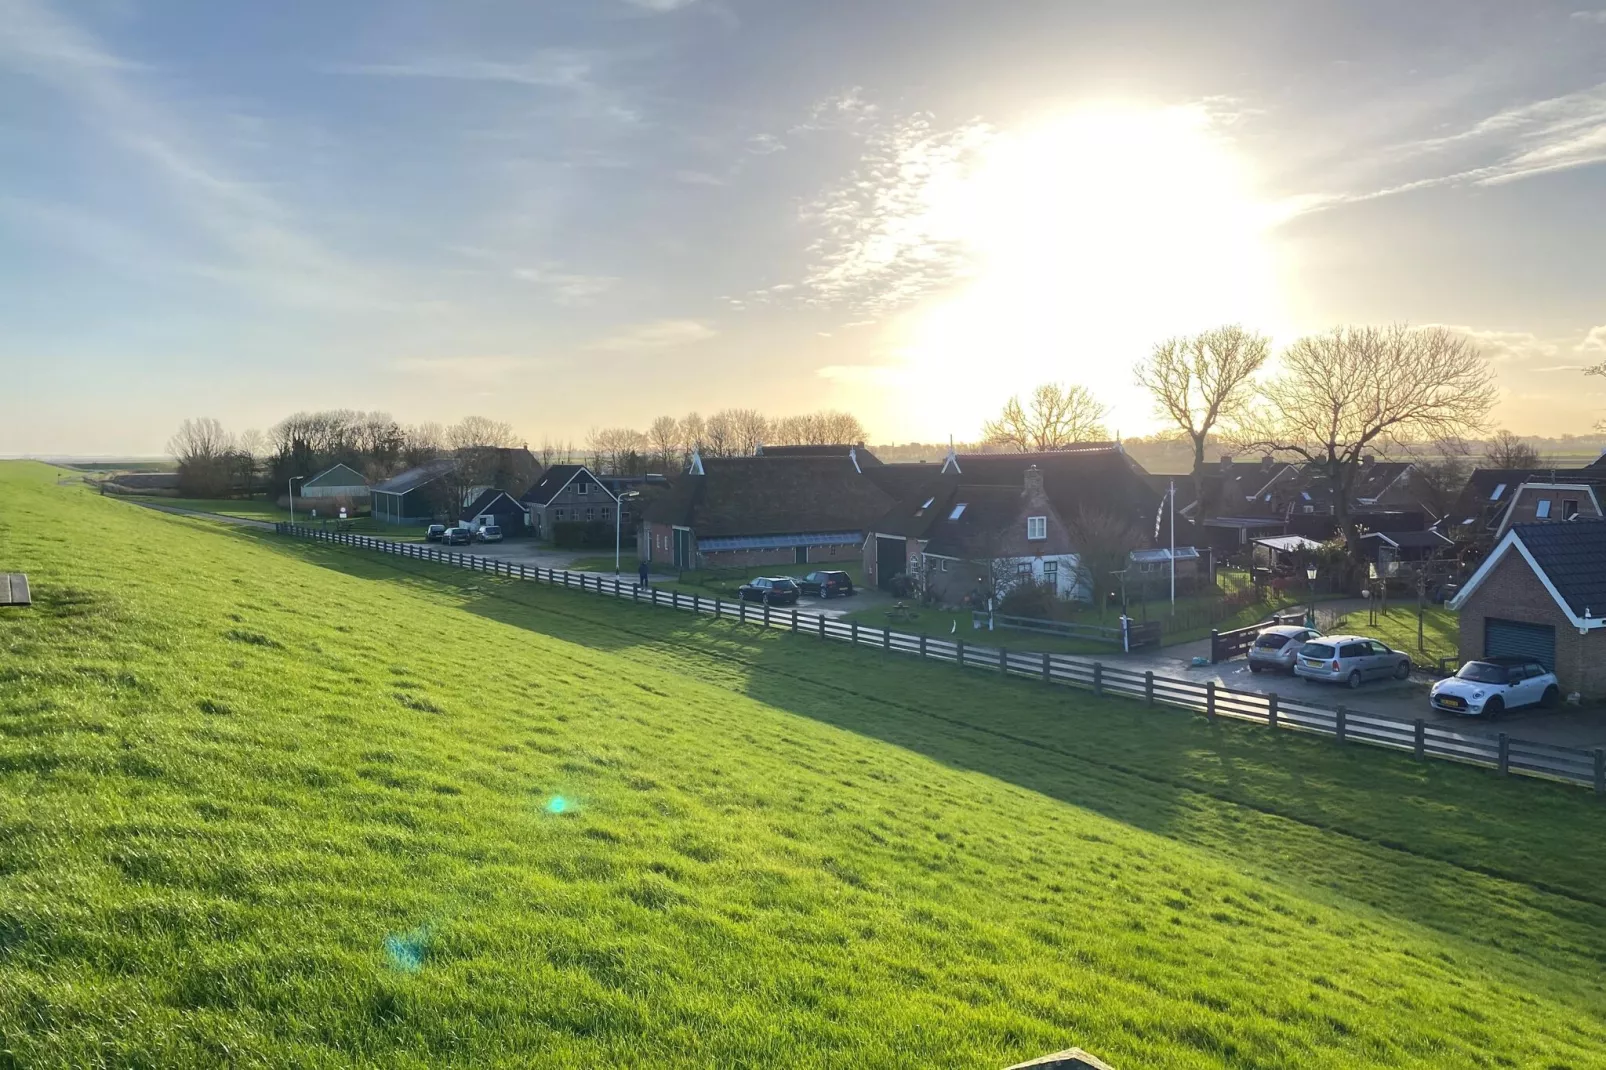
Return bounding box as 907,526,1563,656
520,465,626,540
641,445,894,569
1448,519,1606,699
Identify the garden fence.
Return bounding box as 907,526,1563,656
274,524,1606,796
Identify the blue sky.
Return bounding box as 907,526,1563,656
4,0,1605,454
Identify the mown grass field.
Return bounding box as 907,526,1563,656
3,461,1606,1068
1332,604,1461,667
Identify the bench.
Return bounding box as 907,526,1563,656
0,573,30,607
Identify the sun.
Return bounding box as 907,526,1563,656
884,103,1287,440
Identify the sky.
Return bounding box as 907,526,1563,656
4,0,1606,456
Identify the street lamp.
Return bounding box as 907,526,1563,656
288,475,306,525
1305,564,1318,629
614,489,641,575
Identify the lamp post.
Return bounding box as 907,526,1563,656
614,489,641,575
1305,564,1318,630
288,475,305,525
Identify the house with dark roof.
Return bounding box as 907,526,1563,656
1441,468,1606,548
1359,529,1455,575
461,489,528,535
369,458,457,524
519,465,635,541
863,445,1162,602
1448,519,1606,698
641,447,894,569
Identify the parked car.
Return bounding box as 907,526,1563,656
476,525,503,543
1293,634,1412,689
1430,658,1559,718
737,577,801,605
425,524,446,541
442,526,473,546
1247,625,1321,674
798,570,855,598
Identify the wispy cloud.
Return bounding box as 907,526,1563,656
745,133,786,155
329,52,592,90
1570,10,1606,24
513,265,619,305
591,319,717,351
799,111,993,312
626,0,699,10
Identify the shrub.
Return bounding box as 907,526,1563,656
998,579,1058,619
551,521,613,549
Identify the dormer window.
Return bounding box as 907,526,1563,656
578,481,590,496
1026,516,1047,540
1490,483,1506,501
949,503,967,520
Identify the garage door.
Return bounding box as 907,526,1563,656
1484,618,1556,670
876,536,905,591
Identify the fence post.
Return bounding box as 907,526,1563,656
1144,670,1154,705
1267,693,1279,728
999,647,1007,675
1595,749,1605,797
1041,651,1051,684
1204,680,1216,720
1415,719,1426,760
633,584,639,603
851,621,859,645
1498,733,1510,775
791,610,798,633
957,638,965,668
819,614,826,639
919,635,928,658
1335,706,1347,744
651,588,659,606
1094,663,1104,695
1209,629,1219,664
673,591,681,609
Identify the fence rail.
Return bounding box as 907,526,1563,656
273,524,1605,795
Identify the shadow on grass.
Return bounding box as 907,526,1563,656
250,529,1606,976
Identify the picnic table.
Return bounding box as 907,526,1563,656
884,601,919,624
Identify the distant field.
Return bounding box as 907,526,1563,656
3,461,1605,1068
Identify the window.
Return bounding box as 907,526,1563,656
577,482,590,496
1564,499,1580,519
1043,560,1058,587
916,497,935,515
949,503,967,520
1301,505,1314,514
1491,483,1506,501
1026,515,1047,540
554,508,565,522
585,508,594,521
1301,491,1311,501
1536,499,1552,519
940,559,949,572
911,554,923,569
1017,561,1033,576
601,508,611,521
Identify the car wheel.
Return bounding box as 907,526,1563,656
1484,696,1503,721
1249,664,1262,674
1394,660,1411,680
1346,670,1363,690
1541,685,1560,709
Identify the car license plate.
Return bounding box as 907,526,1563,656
1303,658,1323,667
1438,696,1465,709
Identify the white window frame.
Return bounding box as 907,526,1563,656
1026,515,1047,540
1043,560,1059,586
1536,499,1552,519
578,482,590,496
940,559,950,572
1016,560,1033,576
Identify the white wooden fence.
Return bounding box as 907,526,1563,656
275,524,1606,795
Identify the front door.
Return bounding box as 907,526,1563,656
875,536,905,591
673,528,692,569
795,546,808,565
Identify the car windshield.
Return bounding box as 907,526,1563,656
1302,643,1336,659
772,578,797,588
1254,634,1290,649
1456,662,1511,683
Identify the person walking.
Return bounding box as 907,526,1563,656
637,558,650,588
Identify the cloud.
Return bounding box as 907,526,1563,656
791,87,881,135
329,52,592,90
513,266,619,305
1580,325,1606,354
673,169,727,186
626,0,699,9
591,319,717,351
1571,10,1606,23
799,111,993,312
745,133,786,155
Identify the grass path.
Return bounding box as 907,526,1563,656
2,462,1604,1068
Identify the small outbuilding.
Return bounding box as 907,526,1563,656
301,463,370,499
1448,519,1606,698
461,489,527,535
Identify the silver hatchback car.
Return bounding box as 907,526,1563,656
1294,634,1413,689
1247,625,1322,674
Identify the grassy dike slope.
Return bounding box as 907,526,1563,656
1,461,1604,1068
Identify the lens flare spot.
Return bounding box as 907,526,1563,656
546,795,570,814
384,928,428,973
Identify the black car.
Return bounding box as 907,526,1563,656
425,524,447,541
737,577,801,605
798,570,855,598
442,527,474,546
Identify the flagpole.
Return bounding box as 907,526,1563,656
1169,480,1176,614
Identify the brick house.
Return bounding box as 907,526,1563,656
863,445,1159,603
1447,519,1606,699
640,446,894,569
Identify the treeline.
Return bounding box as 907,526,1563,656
166,412,520,499
569,409,868,475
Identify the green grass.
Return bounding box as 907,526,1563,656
4,461,1606,1067
566,553,640,573
838,605,1116,655
1333,604,1461,666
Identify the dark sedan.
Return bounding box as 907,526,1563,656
797,570,855,598
737,577,801,605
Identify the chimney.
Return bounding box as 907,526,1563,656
1024,465,1045,498
1219,454,1234,470
1361,454,1375,467
1261,454,1273,471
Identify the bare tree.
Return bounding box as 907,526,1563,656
1484,429,1541,469
447,416,518,451
982,383,1108,452
646,416,680,470
1235,325,1497,573
703,411,735,457
679,413,707,460
1064,506,1146,616
705,408,768,455
1135,325,1272,507
587,427,649,474
167,418,241,497
1409,439,1474,521
771,410,869,446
